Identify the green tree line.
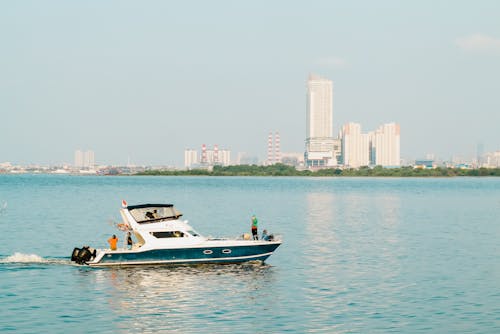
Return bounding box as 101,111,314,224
136,164,500,177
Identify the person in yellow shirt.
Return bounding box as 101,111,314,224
108,234,118,250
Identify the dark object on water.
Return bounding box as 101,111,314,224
71,248,80,261
71,246,96,265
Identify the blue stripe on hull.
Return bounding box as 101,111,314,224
93,243,280,266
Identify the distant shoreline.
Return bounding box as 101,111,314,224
135,165,500,177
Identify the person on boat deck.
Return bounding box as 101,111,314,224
145,211,155,219
108,234,118,251
152,209,159,218
251,215,258,240
261,229,274,241
126,232,133,250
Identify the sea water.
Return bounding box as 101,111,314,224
0,175,499,333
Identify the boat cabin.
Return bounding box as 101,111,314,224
122,204,203,249
127,203,183,224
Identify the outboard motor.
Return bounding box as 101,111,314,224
71,247,81,262
71,246,97,265
77,247,92,264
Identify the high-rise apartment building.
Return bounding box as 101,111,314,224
370,123,400,167
74,150,84,167
184,149,198,168
218,149,231,166
84,150,95,168
205,148,231,166
303,74,400,169
267,132,281,165
340,123,370,168
305,74,339,167
74,149,95,168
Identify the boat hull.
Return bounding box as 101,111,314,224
87,242,281,267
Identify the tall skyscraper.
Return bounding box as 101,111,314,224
306,74,333,139
305,74,339,167
340,123,370,168
370,123,401,167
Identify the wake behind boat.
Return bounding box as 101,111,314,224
71,202,281,267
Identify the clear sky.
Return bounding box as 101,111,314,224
1,1,499,166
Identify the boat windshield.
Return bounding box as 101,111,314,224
129,205,183,224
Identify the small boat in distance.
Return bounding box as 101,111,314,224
71,202,282,266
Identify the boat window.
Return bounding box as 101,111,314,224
186,230,199,237
150,231,185,238
130,206,183,223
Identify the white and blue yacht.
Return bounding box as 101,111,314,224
71,203,281,266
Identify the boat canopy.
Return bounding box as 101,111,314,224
127,204,183,223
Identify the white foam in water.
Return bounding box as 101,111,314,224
1,252,45,263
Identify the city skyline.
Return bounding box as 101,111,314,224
1,1,499,166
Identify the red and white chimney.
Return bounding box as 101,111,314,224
201,144,207,164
